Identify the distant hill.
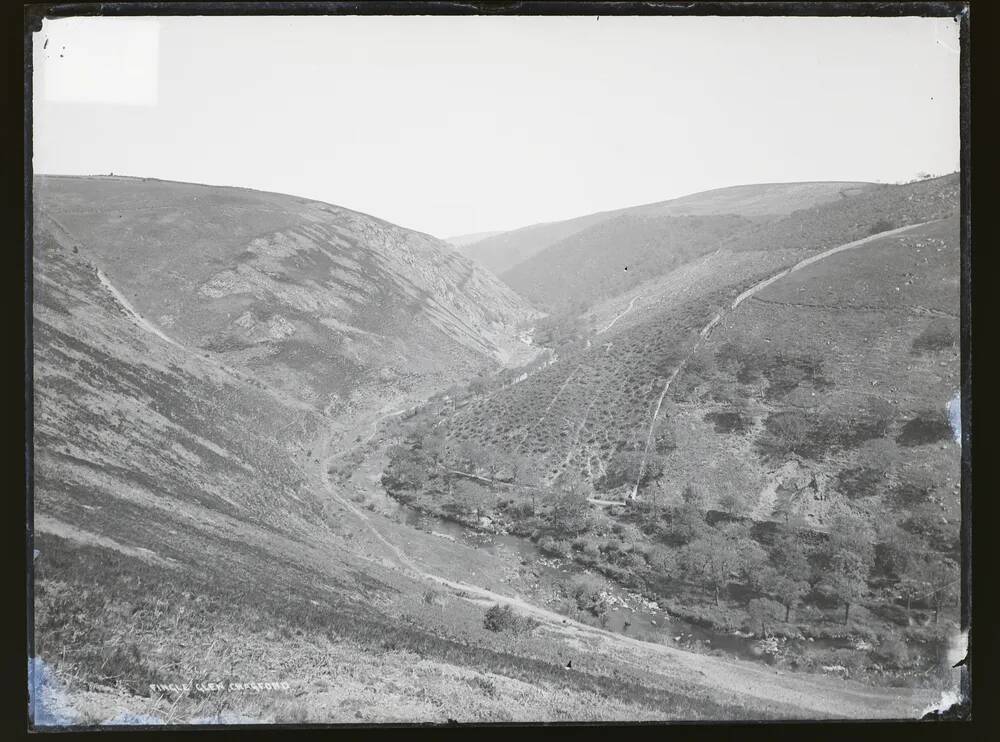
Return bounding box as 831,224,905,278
446,230,505,249
462,181,876,276
34,175,540,421
502,213,754,314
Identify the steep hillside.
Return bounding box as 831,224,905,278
431,176,958,490
380,177,960,686
34,175,539,422
653,216,961,528
462,181,875,276
33,218,908,723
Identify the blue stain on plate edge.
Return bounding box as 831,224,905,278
947,392,961,444
28,657,78,727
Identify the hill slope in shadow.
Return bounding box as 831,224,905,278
461,181,875,277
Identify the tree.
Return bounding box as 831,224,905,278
454,478,491,522
679,534,729,606
719,490,751,517
507,453,541,513
926,558,960,625
382,444,430,491
747,597,784,637
549,471,590,533
770,529,812,584
722,522,768,588
481,448,504,490
817,515,875,624
666,483,710,545
598,449,661,492
648,545,678,578
875,524,923,580
679,523,765,607
898,573,927,617
756,566,809,622
415,428,447,464
454,440,488,475
682,482,707,510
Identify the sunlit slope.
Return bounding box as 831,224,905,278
34,175,539,418
439,176,959,494
658,216,961,530
462,181,875,276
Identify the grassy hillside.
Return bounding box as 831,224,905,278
502,177,960,315
462,181,875,276
503,213,753,313
34,175,539,423
382,176,961,680
658,217,960,529
430,176,958,485
34,219,807,724
35,188,919,725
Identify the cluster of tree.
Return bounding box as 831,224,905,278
656,496,958,635
756,403,892,462
532,307,595,354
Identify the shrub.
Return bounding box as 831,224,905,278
836,467,883,500
896,411,953,447
538,536,570,558
872,636,910,669
423,589,443,606
704,410,752,434
567,575,606,615
474,677,498,698
869,218,895,234
757,410,814,459
891,472,936,506
482,603,537,634
912,320,957,353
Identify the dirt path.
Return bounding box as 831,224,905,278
315,417,932,719
631,220,938,499
598,294,641,334
94,268,183,348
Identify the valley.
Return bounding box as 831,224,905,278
30,174,961,724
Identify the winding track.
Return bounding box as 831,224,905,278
630,220,938,498
597,294,642,334
49,205,938,718
310,220,947,718
316,416,933,719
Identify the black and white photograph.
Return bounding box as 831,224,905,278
26,5,969,726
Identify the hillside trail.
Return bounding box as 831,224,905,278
40,204,934,718
597,294,641,334
38,210,318,417
630,219,938,498
313,414,932,719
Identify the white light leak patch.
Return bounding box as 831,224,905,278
947,392,961,444
28,657,79,727
35,17,160,106
920,629,969,717
921,688,962,717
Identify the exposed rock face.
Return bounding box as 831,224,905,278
34,175,541,417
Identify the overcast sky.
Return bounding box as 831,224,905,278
32,15,960,238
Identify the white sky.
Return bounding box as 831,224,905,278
32,15,960,238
